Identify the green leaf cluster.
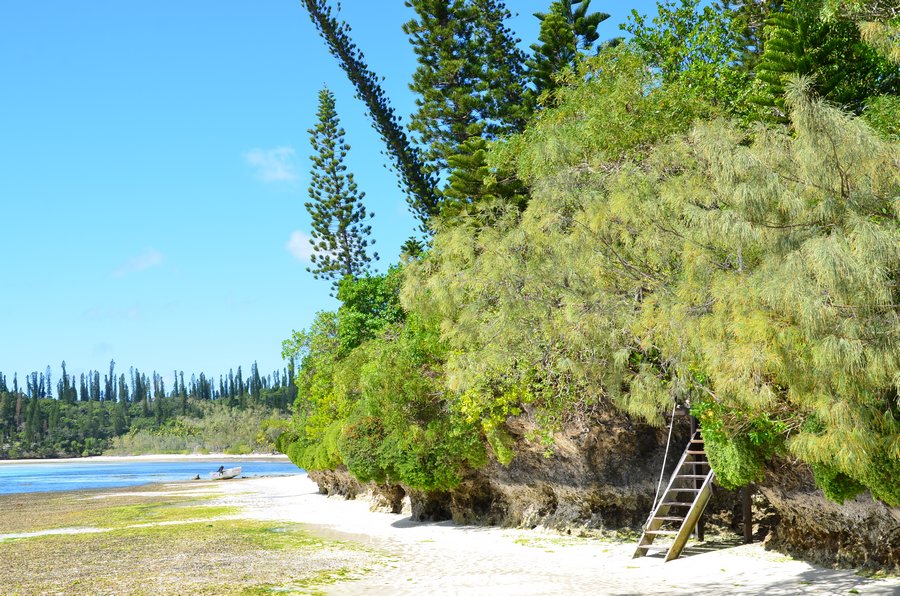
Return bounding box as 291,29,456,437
279,271,484,491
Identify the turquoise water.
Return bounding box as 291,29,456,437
0,459,304,495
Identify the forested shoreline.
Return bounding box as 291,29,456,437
0,361,294,458
279,0,900,518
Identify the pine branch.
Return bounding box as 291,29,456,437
300,0,440,230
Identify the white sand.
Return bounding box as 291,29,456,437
213,475,900,595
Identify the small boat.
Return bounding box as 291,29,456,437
210,466,241,480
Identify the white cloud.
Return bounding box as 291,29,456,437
244,146,298,182
286,230,314,263
113,248,164,278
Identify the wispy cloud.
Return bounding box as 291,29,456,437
286,230,314,263
113,248,164,278
244,146,298,182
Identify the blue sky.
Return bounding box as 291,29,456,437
0,1,655,388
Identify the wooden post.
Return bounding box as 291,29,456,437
743,484,753,544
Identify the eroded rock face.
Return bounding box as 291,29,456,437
759,458,900,571
308,467,408,515
442,412,695,529
307,411,741,530
306,415,900,571
307,467,365,499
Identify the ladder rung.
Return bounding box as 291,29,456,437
691,439,704,443
652,516,685,522
686,450,706,454
675,474,708,479
668,487,701,492
645,530,679,535
661,502,693,506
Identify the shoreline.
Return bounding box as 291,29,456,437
0,452,290,465
212,476,900,594
1,475,897,594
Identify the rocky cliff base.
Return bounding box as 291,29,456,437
306,414,897,571
759,458,899,571
309,411,745,532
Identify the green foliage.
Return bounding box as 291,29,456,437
811,463,866,504
400,237,426,261
306,87,376,292
106,402,288,455
820,0,900,63
721,0,785,73
704,432,767,490
402,49,716,434
494,47,718,185
280,271,484,489
621,81,900,504
300,0,440,229
403,0,529,175
752,0,900,119
290,4,900,508
528,1,613,99
692,399,786,489
862,94,900,140
440,132,528,222
335,267,405,355
623,0,752,114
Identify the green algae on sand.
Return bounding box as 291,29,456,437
0,485,380,595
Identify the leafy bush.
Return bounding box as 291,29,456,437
811,463,866,504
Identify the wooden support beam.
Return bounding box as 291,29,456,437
743,484,753,544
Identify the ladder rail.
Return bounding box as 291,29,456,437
664,470,716,561
633,430,713,560
633,430,703,557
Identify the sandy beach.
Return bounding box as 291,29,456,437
209,475,899,595
2,472,898,594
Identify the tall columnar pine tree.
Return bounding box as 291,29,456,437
528,0,613,99
300,0,439,230
403,0,529,176
753,0,900,119
720,0,785,73
306,87,377,294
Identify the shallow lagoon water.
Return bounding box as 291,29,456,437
0,459,303,494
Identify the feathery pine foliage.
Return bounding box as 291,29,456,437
306,88,376,292
300,0,439,229
403,0,529,175
404,49,718,436
752,0,900,119
406,65,899,503
528,0,613,99
619,80,900,504
863,94,900,140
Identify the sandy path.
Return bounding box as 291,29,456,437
215,475,900,595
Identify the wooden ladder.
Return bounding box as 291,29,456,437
633,430,715,562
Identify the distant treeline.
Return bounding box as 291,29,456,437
0,360,296,459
